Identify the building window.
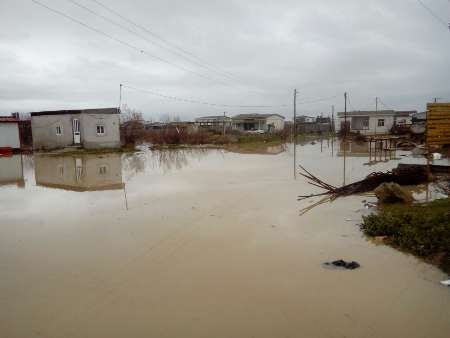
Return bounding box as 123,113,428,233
56,125,63,136
378,119,385,127
96,125,105,135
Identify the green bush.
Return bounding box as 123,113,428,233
362,199,450,273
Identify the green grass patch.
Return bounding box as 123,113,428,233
362,198,450,274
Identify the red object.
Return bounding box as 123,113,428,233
0,147,13,156
0,117,19,123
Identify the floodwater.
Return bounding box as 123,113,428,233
1,139,449,338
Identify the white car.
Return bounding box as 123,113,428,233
247,129,265,134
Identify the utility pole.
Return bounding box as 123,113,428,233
293,89,297,180
375,97,378,134
223,111,226,136
118,83,123,113
331,105,335,133
344,92,347,140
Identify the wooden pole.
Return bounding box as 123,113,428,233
294,89,297,180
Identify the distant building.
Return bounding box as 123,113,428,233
195,115,232,132
295,115,332,133
31,108,121,150
295,115,316,124
337,110,414,135
394,111,414,126
0,116,21,150
232,114,285,132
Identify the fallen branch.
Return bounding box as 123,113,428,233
298,164,429,201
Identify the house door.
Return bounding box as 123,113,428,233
73,119,81,144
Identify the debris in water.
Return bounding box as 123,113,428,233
441,280,450,287
374,182,414,204
323,260,361,270
364,201,377,208
297,164,428,202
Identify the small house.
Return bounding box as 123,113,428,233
337,110,397,135
31,108,121,150
232,114,285,132
0,116,21,150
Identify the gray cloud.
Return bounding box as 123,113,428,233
1,0,449,119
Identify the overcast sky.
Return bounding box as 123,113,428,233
1,0,449,120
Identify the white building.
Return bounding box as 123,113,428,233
232,114,285,132
0,117,21,149
337,110,398,135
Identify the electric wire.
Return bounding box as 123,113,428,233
86,0,241,81
416,0,450,30
32,0,230,86
121,84,287,108
66,0,237,84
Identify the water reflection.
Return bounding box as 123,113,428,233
0,155,25,188
34,153,124,191
227,144,286,155
123,148,215,177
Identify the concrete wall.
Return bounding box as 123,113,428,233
367,115,394,135
0,123,20,148
80,113,121,149
31,114,75,150
339,115,395,135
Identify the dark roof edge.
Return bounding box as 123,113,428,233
31,108,120,117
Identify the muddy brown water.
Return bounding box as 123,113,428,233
1,140,449,338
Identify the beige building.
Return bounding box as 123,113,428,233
31,108,121,150
232,114,285,132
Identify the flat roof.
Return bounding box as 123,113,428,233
232,113,285,120
30,108,120,117
337,110,395,117
196,116,231,120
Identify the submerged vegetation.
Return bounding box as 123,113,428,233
362,198,450,274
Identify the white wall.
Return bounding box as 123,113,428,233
266,116,285,131
0,123,20,148
367,115,394,135
31,114,74,149
80,113,121,149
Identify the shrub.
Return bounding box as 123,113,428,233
362,198,450,273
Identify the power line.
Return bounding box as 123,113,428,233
86,0,241,82
32,0,229,85
346,94,356,111
297,95,338,105
416,0,450,30
121,84,287,108
378,98,392,110
66,0,237,84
